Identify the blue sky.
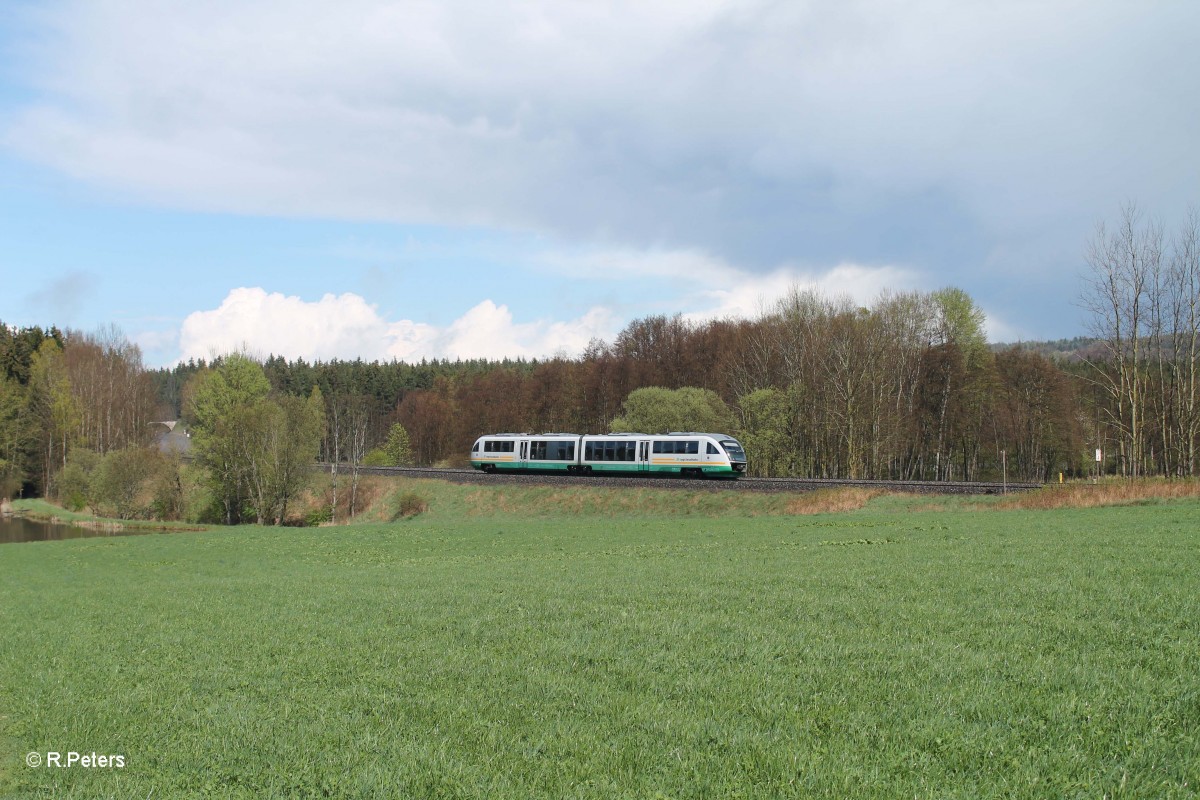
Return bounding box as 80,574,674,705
1,0,1198,367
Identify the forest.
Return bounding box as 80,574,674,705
1,206,1197,522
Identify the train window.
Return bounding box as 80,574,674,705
472,442,480,453
707,443,719,455
721,440,746,461
540,441,573,460
530,441,546,460
652,441,664,454
686,441,698,454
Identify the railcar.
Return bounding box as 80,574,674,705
469,432,747,478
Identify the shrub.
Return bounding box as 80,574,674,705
93,447,163,520
390,491,428,520
362,448,389,467
304,504,333,527
58,449,100,512
150,454,185,521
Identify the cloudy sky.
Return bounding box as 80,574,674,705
1,0,1197,366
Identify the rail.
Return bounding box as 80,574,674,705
320,464,1042,495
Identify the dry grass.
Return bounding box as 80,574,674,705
996,478,1200,510
784,487,887,515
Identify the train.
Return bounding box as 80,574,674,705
470,432,748,478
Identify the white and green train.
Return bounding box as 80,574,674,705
470,432,748,478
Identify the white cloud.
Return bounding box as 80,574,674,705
981,310,1027,345
177,287,617,363
436,301,616,361
539,245,922,321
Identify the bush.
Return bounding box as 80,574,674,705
58,449,100,512
93,447,159,520
304,504,333,527
179,464,220,524
362,448,389,467
150,455,185,521
390,491,428,520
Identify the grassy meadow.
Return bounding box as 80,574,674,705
1,481,1198,798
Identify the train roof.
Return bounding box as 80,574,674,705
477,432,583,438
667,432,739,439
476,432,742,439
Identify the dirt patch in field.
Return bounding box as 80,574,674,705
785,488,887,515
997,479,1200,510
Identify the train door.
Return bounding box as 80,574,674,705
638,440,650,472
519,439,529,466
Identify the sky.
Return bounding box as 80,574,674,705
1,0,1197,367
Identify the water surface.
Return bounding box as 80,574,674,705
0,515,143,544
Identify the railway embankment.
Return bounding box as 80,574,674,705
338,464,1042,495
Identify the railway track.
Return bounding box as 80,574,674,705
330,465,1042,495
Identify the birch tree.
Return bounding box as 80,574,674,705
1081,204,1161,476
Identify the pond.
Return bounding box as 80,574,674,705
0,515,139,544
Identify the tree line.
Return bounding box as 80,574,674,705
2,204,1196,522
1,325,159,503
1080,203,1200,478
387,287,1082,483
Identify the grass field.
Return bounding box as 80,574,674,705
1,485,1198,798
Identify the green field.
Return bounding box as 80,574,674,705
1,487,1198,798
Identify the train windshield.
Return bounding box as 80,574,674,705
720,439,747,462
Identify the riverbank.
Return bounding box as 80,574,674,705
8,498,209,532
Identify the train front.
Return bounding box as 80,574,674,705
719,436,748,474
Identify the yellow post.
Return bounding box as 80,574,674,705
1059,472,1064,484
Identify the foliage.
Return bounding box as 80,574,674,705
243,391,326,524
28,339,80,494
62,326,158,455
735,388,793,477
150,453,186,521
610,386,734,434
382,422,413,466
362,447,389,467
57,448,100,512
304,503,334,527
389,490,429,519
0,374,27,497
0,320,64,384
92,446,159,519
185,354,273,524
0,322,155,499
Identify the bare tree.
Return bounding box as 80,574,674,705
1081,203,1162,476
1167,209,1200,474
